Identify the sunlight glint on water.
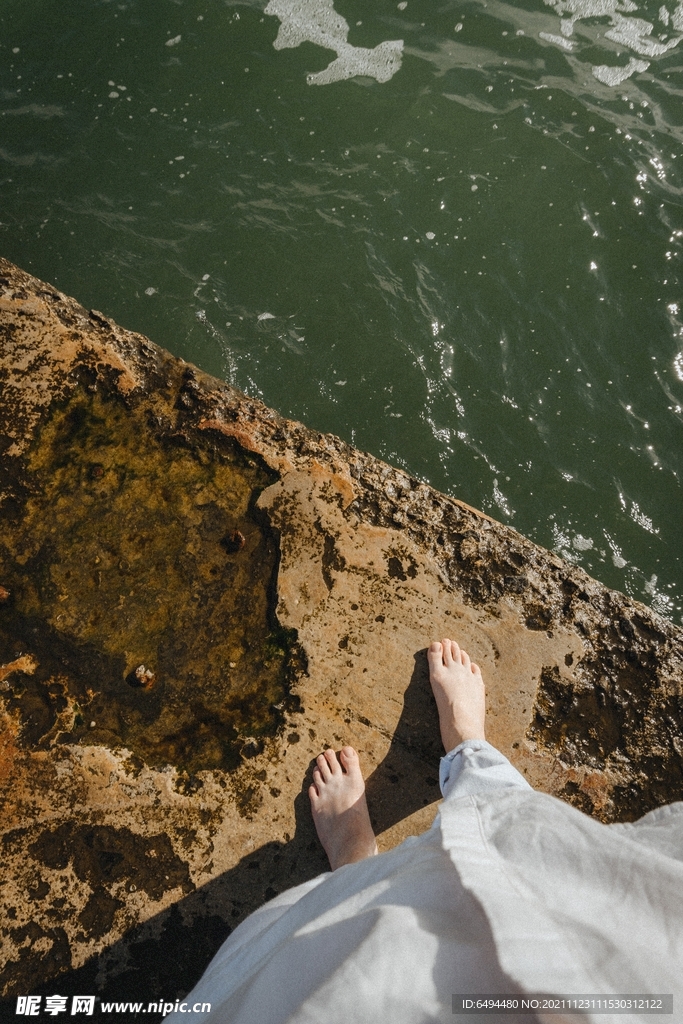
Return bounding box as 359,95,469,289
1,0,682,619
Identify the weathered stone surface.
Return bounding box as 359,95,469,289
1,257,682,1007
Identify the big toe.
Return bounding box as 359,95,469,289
427,641,443,669
340,746,361,774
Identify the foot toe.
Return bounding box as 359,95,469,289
428,640,442,661
316,752,332,779
323,747,341,774
442,638,454,665
339,746,359,773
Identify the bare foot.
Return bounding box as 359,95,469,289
308,746,378,871
427,638,486,752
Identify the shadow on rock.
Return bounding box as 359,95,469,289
0,785,327,1022
0,649,442,1022
364,647,443,837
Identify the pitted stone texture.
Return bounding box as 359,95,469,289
1,257,682,1006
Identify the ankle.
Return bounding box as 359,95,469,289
440,716,486,752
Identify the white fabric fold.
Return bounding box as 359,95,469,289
439,738,533,798
165,741,683,1024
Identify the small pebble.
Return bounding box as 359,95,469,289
133,664,156,689
222,529,246,553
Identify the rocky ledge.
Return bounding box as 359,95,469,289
1,257,682,1009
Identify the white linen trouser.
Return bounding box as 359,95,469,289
439,738,533,802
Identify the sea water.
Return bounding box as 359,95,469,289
1,0,682,619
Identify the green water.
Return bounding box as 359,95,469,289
2,0,682,621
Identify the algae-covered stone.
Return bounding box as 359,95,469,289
1,387,291,775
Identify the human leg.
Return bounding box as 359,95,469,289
427,638,486,750
427,638,531,799
308,746,378,870
309,636,528,867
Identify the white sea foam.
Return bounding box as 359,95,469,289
541,0,683,83
552,523,578,562
673,350,683,381
605,532,628,568
492,479,514,518
546,0,625,25
592,57,649,83
644,574,674,615
264,0,403,85
539,31,576,49
605,14,680,56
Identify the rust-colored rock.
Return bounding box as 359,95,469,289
0,257,681,1008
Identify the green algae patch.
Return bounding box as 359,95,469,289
0,388,294,774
